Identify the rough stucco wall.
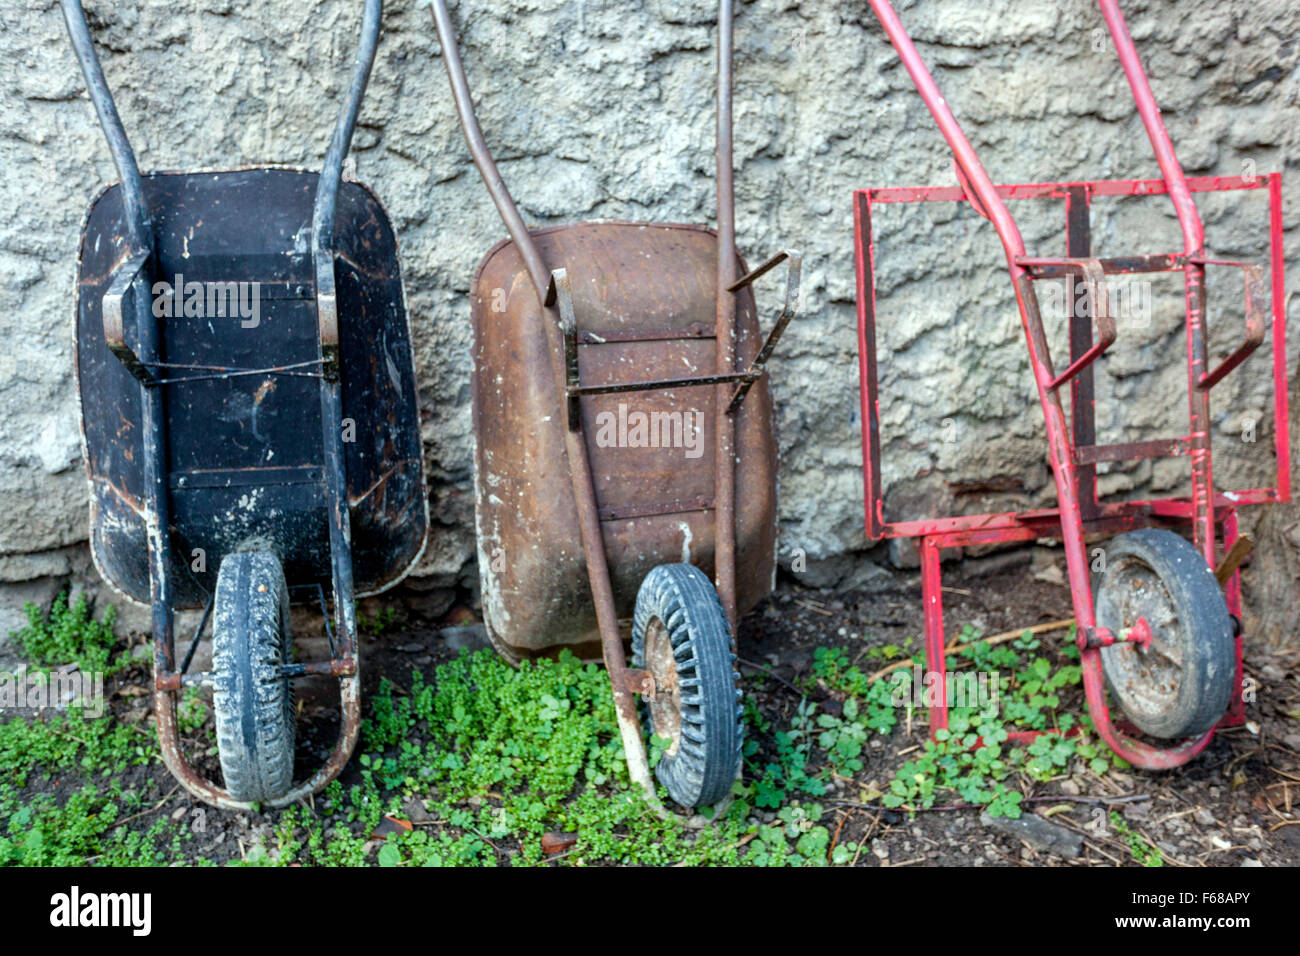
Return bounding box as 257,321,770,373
1,1,1297,621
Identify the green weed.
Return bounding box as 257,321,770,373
1110,810,1163,867
0,591,1134,867
9,593,122,676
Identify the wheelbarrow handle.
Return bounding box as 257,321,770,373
313,0,383,378
429,0,552,303
60,0,152,252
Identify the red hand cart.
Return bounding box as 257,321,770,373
856,0,1289,768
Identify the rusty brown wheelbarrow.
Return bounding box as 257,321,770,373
430,0,801,809
63,0,427,809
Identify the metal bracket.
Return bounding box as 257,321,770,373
550,267,748,432
725,249,802,414
620,668,656,701
551,268,582,430
1190,258,1266,391
549,251,802,430
1017,257,1116,391
315,250,341,382
102,250,154,385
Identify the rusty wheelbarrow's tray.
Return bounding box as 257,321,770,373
471,221,777,660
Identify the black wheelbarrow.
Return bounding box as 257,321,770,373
431,0,801,809
62,0,426,809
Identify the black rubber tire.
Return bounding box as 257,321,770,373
631,563,743,808
1094,529,1234,739
212,551,295,803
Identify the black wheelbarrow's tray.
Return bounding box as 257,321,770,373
77,167,425,608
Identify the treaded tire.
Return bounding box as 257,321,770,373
631,563,742,808
212,551,295,803
1095,529,1234,739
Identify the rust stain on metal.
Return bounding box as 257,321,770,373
469,222,777,658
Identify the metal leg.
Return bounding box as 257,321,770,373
1065,186,1099,522
919,537,948,737
1184,262,1216,563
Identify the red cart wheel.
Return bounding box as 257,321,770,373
1094,529,1234,739
632,564,743,808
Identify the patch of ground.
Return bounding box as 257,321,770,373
4,549,1298,867
739,559,1300,867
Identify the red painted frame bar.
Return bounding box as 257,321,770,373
856,173,1289,542
867,173,1272,205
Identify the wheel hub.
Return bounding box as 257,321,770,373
643,617,682,757
1099,562,1185,723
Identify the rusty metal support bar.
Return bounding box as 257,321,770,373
178,591,214,676
727,250,802,413
155,656,358,693
1191,259,1266,391
1018,253,1184,279
1074,437,1189,465
726,249,794,293
1214,533,1255,586
1064,186,1099,520
1017,258,1116,391
573,373,755,398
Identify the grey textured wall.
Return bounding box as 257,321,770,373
2,0,1296,615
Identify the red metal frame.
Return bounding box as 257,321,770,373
857,0,1290,768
